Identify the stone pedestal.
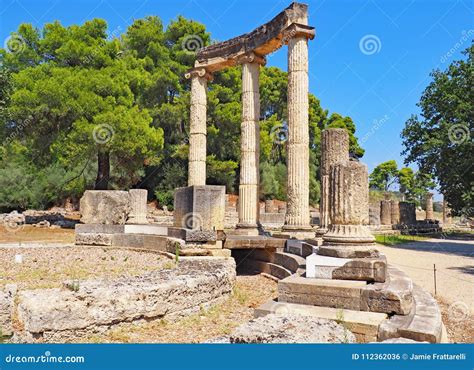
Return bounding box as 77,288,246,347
282,24,315,239
399,202,416,225
323,161,375,245
369,204,381,225
173,185,225,231
185,68,212,186
80,190,131,225
425,192,434,220
390,200,400,225
127,189,148,224
380,200,392,225
236,53,265,236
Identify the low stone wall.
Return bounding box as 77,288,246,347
9,257,235,343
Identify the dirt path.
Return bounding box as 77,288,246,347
377,238,473,313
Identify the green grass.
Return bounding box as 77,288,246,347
374,234,429,246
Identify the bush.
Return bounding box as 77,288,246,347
155,190,174,210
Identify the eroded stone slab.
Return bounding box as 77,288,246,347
80,190,130,225
229,313,355,343
17,258,236,341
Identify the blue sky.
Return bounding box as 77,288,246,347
1,0,473,199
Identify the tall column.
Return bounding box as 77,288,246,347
236,53,265,235
318,129,349,235
442,197,452,225
390,200,400,225
185,67,212,186
380,200,392,225
425,192,434,220
282,23,315,238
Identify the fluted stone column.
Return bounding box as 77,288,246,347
380,200,392,225
390,200,400,225
323,161,375,246
127,189,148,224
282,23,315,238
442,198,452,225
399,202,417,225
319,129,349,235
185,67,212,186
236,53,265,235
425,192,434,220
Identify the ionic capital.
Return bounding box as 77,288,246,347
185,67,213,81
235,52,266,66
282,23,316,44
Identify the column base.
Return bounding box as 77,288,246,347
281,224,315,239
235,223,260,236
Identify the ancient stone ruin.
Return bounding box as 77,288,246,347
1,2,446,344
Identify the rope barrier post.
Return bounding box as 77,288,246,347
433,264,437,296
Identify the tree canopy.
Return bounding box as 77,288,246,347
401,45,473,216
0,16,365,211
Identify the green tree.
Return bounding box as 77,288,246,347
2,19,164,191
369,160,398,191
401,45,473,215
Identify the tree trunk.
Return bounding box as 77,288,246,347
95,151,110,190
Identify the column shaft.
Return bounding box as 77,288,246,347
187,71,208,186
284,36,311,229
238,61,260,230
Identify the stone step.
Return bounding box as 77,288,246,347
224,235,286,249
306,253,386,282
254,299,388,343
239,259,292,280
75,223,169,236
285,239,317,257
242,249,305,273
278,266,413,315
378,284,443,343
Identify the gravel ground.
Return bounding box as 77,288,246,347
0,246,174,290
377,237,474,343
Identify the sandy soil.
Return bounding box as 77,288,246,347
377,237,474,343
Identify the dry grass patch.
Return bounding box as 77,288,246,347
85,274,278,343
0,246,175,290
0,225,75,244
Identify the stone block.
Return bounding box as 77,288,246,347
317,245,380,259
173,185,225,231
80,190,130,225
255,299,387,343
75,233,113,246
0,285,16,337
278,275,365,311
361,267,413,315
168,227,217,242
224,235,286,249
285,239,317,257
